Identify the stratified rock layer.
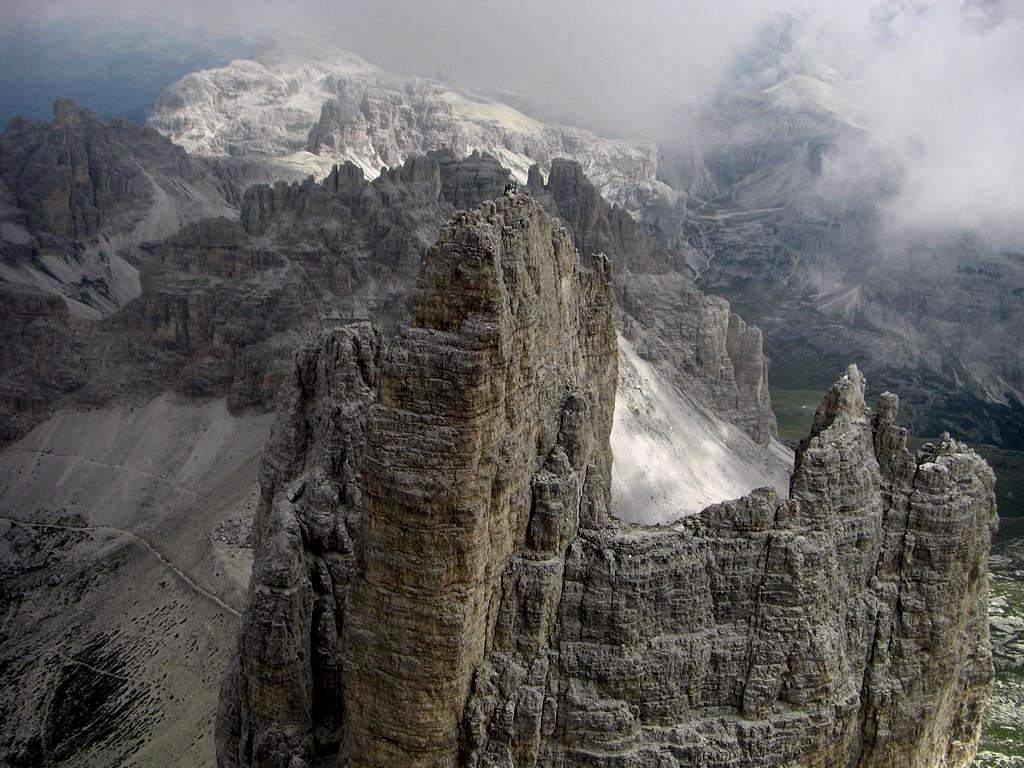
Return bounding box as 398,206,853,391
218,194,996,768
465,369,994,767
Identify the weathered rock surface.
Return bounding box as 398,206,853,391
217,192,617,766
463,370,994,767
0,98,233,281
0,282,84,443
0,100,239,443
216,322,382,767
217,193,996,768
345,193,616,767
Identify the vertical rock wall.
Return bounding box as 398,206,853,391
341,193,616,766
216,323,383,767
464,367,995,767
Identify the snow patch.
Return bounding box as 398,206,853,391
148,51,674,212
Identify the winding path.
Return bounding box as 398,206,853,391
0,515,240,619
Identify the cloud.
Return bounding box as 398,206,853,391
862,3,1024,238
792,1,1024,241
2,0,1022,239
0,1,784,135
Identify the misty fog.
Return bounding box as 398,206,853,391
2,0,1022,241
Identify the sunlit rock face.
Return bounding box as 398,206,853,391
217,193,996,768
147,51,674,213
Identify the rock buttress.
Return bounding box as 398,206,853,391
216,191,617,768
341,192,617,766
215,323,383,768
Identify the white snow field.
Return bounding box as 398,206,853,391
148,50,676,212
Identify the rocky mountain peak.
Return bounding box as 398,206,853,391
147,52,672,212
216,191,996,768
794,362,869,469
216,190,617,766
50,97,101,127
0,97,232,247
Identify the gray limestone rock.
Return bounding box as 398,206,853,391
217,322,383,768
464,369,994,767
0,98,232,243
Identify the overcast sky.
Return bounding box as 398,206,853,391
2,0,1021,239
0,0,784,132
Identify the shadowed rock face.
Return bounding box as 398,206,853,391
0,99,155,241
0,282,84,444
0,100,239,444
217,194,996,768
527,158,681,275
0,99,232,243
215,322,383,768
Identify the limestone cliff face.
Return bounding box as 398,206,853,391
217,191,617,767
465,369,994,767
0,283,84,444
527,158,680,275
0,99,232,243
0,99,154,240
216,322,383,767
150,50,669,210
0,100,237,444
217,194,995,767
